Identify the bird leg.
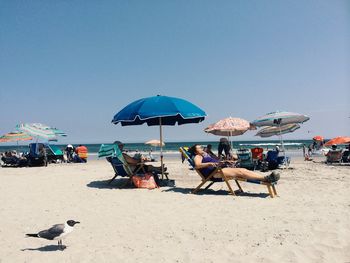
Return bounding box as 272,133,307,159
58,240,65,250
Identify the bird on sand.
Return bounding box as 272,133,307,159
26,220,80,250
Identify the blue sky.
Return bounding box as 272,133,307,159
0,0,349,143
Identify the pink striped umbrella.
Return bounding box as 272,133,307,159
204,117,252,136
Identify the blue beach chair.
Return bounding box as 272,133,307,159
98,144,146,186
27,143,48,167
179,147,278,198
266,150,290,169
236,149,255,170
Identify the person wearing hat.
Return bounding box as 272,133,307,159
65,144,74,163
113,141,165,173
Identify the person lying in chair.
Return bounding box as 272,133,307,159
188,144,280,183
114,141,165,174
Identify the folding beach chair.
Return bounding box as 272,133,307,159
266,150,290,169
236,149,255,170
342,150,350,163
27,143,48,167
251,147,264,170
98,144,146,186
45,144,64,163
326,150,343,164
179,147,278,198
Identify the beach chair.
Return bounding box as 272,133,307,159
179,147,278,198
27,143,48,167
326,150,342,164
45,144,64,163
342,150,350,163
266,150,290,169
251,147,264,170
236,149,255,170
98,144,146,186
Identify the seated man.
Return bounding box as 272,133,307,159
342,144,350,163
326,145,342,163
113,141,165,173
74,145,88,163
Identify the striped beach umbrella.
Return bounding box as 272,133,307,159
16,123,66,140
251,111,309,127
0,132,33,142
255,124,300,138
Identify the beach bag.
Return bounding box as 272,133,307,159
132,173,158,189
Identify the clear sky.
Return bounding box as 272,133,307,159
0,0,349,143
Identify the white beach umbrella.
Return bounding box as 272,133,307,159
145,139,165,147
251,111,309,127
255,124,301,138
252,111,309,154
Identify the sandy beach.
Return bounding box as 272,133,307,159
0,157,349,263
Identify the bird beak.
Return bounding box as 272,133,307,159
75,221,80,224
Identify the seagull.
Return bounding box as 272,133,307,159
26,220,80,250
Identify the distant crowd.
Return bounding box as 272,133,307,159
0,143,89,167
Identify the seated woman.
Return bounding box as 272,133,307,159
188,144,280,183
204,144,219,160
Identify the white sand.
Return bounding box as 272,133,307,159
0,157,349,262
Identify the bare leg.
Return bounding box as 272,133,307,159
221,168,266,181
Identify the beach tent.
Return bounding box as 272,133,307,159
112,95,207,178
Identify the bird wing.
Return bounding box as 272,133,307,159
38,224,65,240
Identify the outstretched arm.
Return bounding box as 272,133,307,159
122,153,140,165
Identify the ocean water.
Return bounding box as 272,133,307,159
0,139,314,155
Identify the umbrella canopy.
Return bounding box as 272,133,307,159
251,111,309,127
0,132,33,142
145,139,165,147
324,136,350,146
112,95,206,126
255,124,301,138
313,135,324,141
204,117,251,136
112,95,207,178
16,123,66,140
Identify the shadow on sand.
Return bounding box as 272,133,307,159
86,178,132,189
163,187,271,198
21,245,66,252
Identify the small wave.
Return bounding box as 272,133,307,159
239,142,303,146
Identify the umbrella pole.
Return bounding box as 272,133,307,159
159,117,164,180
279,124,285,157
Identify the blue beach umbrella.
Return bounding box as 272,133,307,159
112,95,207,178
